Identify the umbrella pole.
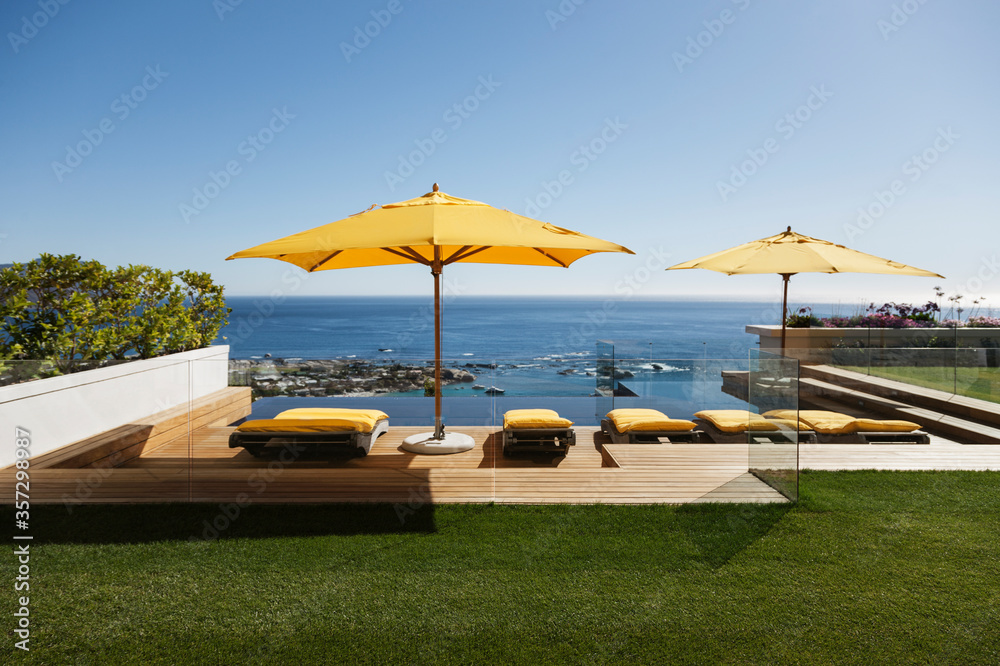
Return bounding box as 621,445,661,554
402,250,473,454
780,273,790,355
433,250,444,440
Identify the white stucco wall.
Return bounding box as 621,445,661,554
0,346,230,468
747,325,1000,364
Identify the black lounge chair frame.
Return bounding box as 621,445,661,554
502,427,576,455
814,429,930,444
228,418,389,457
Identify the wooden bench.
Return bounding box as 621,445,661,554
28,387,251,469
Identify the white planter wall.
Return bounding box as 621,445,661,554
747,325,1000,364
0,346,230,468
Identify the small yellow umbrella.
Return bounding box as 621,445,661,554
667,226,944,352
228,184,633,453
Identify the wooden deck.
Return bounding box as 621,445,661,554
798,439,1000,471
10,423,1000,506
7,426,788,505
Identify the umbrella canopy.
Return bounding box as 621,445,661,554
228,184,633,453
228,186,630,270
667,227,944,351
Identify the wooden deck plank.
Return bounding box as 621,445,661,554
2,425,789,505
11,420,999,506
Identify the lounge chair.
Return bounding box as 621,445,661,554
693,409,814,443
228,408,389,457
502,409,575,455
763,409,929,444
601,408,700,444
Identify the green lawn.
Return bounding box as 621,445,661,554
3,471,999,664
840,365,1000,404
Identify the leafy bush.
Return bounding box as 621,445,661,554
0,254,229,374
811,301,941,329
786,306,821,328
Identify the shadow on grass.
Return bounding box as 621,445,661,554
672,503,792,569
3,502,437,545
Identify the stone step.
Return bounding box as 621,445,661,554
801,365,1000,430
799,377,1000,444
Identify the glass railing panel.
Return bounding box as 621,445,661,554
0,347,815,508
868,347,955,395
957,348,1000,404
748,350,799,502
595,357,751,419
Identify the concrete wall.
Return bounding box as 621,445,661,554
0,346,230,468
747,325,1000,365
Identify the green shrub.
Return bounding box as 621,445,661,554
785,306,821,328
0,254,230,374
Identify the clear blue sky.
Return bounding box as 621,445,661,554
2,0,997,307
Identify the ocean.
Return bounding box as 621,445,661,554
217,296,835,361
216,296,838,401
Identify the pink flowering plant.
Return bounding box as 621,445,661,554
789,289,995,329
810,302,941,329
967,315,1000,328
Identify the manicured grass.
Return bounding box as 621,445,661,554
3,472,1000,664
841,365,1000,404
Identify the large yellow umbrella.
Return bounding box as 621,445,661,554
667,226,943,352
228,184,633,453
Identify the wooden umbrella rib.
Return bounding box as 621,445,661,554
383,246,432,265
445,246,489,264
532,247,569,268
308,250,342,272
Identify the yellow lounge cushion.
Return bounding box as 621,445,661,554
765,410,922,434
274,407,388,421
853,418,921,432
764,409,856,435
763,409,799,421
235,418,371,434
504,409,573,429
269,408,388,434
765,418,811,431
607,408,697,433
694,409,803,433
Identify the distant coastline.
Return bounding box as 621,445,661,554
216,295,847,362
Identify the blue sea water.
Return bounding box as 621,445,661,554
217,296,835,361
215,296,840,403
